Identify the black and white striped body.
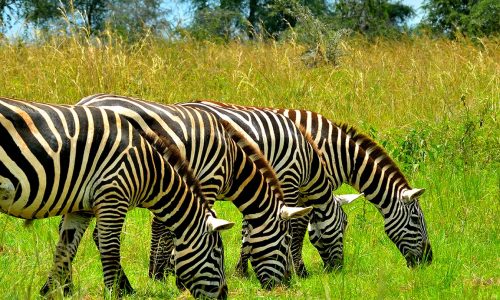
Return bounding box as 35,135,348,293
271,108,433,267
77,94,311,288
0,97,231,299
182,101,348,277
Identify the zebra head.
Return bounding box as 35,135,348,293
385,188,432,268
307,193,362,271
247,205,312,289
174,213,234,299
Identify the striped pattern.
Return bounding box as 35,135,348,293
0,97,230,299
266,107,432,267
182,101,348,277
77,94,310,288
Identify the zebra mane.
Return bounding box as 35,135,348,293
336,123,410,187
143,132,209,209
218,119,285,202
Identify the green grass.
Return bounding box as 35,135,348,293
0,34,498,299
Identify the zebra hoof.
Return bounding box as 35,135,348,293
148,265,174,281
119,275,135,295
323,258,343,273
295,264,309,278
235,260,249,278
39,279,74,296
176,277,187,291
39,281,51,296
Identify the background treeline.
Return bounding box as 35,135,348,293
0,0,499,43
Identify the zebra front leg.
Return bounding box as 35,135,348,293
235,219,251,277
291,216,310,278
94,206,134,297
40,212,93,296
148,216,175,280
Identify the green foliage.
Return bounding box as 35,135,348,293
22,0,111,34
275,0,349,67
332,0,415,37
187,7,246,42
422,0,500,37
467,0,500,37
0,0,169,40
185,0,416,41
107,0,170,42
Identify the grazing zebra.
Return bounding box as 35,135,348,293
199,101,433,268
76,94,312,288
0,97,233,299
180,101,354,278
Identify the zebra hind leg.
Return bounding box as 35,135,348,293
40,212,93,296
148,216,176,280
235,219,251,277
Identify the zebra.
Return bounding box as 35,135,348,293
197,101,433,269
0,97,233,299
76,94,312,289
179,101,356,278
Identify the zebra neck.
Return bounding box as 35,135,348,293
346,137,410,214
222,148,279,218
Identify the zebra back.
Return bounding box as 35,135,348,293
143,132,209,212
218,119,283,201
190,100,336,207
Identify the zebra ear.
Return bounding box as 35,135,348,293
206,215,235,232
280,206,313,220
336,193,364,206
402,188,425,204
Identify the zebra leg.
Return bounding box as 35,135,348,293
148,216,175,280
94,207,134,296
40,212,92,296
291,215,310,278
235,219,251,277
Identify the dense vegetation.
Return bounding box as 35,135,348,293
1,0,499,41
0,32,498,298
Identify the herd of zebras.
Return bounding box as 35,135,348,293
0,94,432,299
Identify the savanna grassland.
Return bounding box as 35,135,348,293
0,34,498,299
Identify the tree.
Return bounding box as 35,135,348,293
467,0,500,36
0,0,170,38
184,0,415,40
332,0,415,36
189,6,244,41
422,0,499,37
0,0,18,31
184,0,333,40
108,0,170,41
19,0,112,34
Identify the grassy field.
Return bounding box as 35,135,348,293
0,34,498,299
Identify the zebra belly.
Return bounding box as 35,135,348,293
0,174,91,219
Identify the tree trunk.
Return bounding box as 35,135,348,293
247,0,257,39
